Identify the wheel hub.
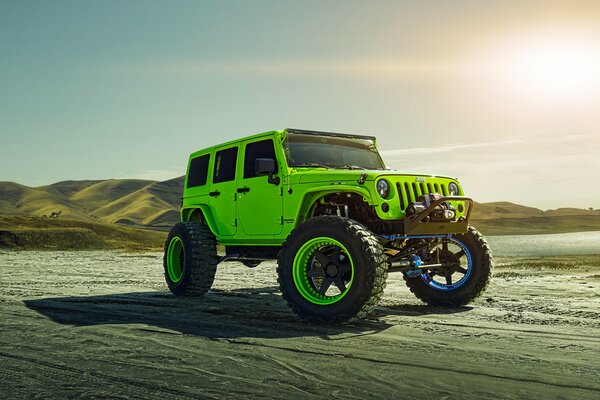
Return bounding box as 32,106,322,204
420,238,472,291
439,249,461,273
292,236,355,305
325,263,339,277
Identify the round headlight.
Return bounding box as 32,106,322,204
377,179,390,199
448,182,459,196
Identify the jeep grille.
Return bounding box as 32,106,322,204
396,182,448,211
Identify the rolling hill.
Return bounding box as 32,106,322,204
0,215,166,250
0,178,599,236
0,177,185,229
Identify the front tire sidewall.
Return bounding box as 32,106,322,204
279,217,384,322
406,227,492,306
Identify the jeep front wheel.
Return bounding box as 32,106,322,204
164,222,218,297
277,216,388,323
404,226,492,306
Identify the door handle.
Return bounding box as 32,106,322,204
209,191,220,197
237,187,250,193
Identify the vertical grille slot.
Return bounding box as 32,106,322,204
397,183,407,210
441,184,448,196
404,182,414,203
412,182,420,198
434,183,440,193
420,182,426,195
427,183,433,193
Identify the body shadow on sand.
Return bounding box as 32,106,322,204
23,288,471,340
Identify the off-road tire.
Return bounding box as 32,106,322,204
277,216,388,323
163,222,218,297
404,225,492,306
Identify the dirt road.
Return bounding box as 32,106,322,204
1,251,599,399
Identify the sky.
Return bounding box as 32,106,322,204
1,0,599,209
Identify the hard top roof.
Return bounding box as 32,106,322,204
188,128,377,159
285,128,376,141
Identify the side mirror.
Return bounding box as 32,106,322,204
255,158,276,175
255,158,280,186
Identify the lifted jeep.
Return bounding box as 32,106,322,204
163,128,492,322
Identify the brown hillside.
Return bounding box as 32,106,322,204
92,190,175,225
0,178,183,228
44,180,102,198
472,201,543,219
543,208,600,216
0,215,166,250
70,179,154,212
144,176,185,209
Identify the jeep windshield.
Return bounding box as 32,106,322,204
284,133,385,170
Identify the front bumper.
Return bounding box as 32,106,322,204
402,195,473,235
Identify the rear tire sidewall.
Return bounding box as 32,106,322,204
164,223,194,295
163,222,217,297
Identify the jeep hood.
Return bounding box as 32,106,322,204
296,169,456,184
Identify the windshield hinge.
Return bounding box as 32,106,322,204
358,173,368,184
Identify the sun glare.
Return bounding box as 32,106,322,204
477,33,600,100
509,40,600,97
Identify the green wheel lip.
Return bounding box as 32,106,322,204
166,236,184,283
292,237,354,305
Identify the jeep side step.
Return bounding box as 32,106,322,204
218,245,280,264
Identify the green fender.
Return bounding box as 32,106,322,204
181,206,220,237
294,185,375,224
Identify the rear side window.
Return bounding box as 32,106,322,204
244,139,277,179
187,154,210,188
213,147,238,183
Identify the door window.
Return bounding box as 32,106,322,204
187,154,210,188
244,139,277,179
213,147,238,183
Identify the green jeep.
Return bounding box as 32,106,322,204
163,128,492,322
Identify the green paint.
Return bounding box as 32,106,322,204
180,128,468,246
292,237,354,305
166,236,183,283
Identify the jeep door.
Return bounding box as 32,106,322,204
208,145,239,236
237,137,283,235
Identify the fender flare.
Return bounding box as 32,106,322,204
181,206,220,237
295,185,375,224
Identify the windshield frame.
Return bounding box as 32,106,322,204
283,132,386,171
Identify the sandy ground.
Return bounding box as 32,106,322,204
1,251,599,399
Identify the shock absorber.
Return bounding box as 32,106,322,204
405,254,422,278
388,254,423,277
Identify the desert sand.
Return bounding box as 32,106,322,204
1,251,599,399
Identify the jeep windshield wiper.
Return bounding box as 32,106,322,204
291,163,332,169
334,164,368,170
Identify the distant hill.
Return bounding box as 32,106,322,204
469,201,600,234
471,201,544,219
0,178,599,236
471,201,600,219
0,215,166,250
0,177,185,229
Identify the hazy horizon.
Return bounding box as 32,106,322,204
2,1,599,209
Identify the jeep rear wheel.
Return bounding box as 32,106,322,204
404,226,492,306
277,216,388,323
164,222,218,297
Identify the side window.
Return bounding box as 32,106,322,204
187,154,210,188
244,139,277,179
213,147,238,183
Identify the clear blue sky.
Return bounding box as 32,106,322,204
2,1,599,209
